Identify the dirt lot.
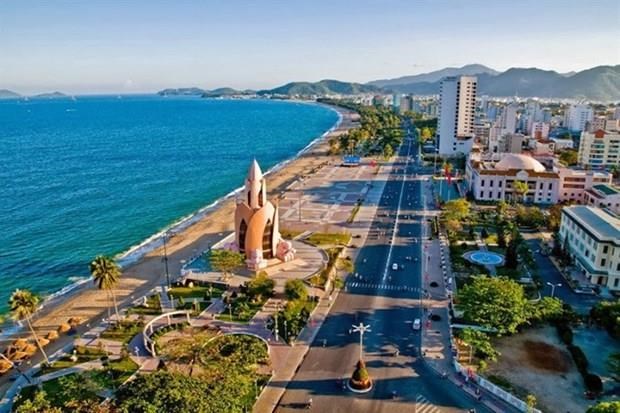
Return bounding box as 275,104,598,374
486,326,587,413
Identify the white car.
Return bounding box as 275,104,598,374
392,263,398,271
412,318,421,330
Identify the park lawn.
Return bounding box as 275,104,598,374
306,232,351,247
176,300,210,314
92,357,139,388
127,294,162,316
100,320,144,344
36,346,107,376
168,285,225,300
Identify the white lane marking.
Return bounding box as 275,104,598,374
381,139,412,282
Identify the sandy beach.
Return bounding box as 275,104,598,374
0,103,357,365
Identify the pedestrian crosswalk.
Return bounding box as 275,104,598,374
415,394,441,413
345,282,422,293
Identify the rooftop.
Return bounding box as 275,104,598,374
563,206,620,241
592,184,620,196
494,153,546,173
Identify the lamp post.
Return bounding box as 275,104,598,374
298,178,304,222
162,230,173,289
351,323,371,361
546,282,562,298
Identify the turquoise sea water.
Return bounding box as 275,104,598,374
0,96,338,312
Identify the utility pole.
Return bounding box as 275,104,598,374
162,230,172,288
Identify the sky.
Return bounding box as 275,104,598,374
1,0,619,94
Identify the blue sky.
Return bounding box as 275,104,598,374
1,0,619,94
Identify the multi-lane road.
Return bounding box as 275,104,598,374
276,128,483,412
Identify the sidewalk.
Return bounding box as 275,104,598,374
420,225,521,413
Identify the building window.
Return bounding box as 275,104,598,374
601,258,606,267
498,181,503,188
604,246,609,254
490,180,494,187
481,179,485,187
548,182,553,190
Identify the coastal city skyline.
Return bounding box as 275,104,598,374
1,2,619,413
2,0,619,94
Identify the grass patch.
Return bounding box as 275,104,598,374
175,300,210,314
100,319,144,344
280,228,303,239
36,345,107,376
92,357,139,388
217,296,265,323
127,293,162,315
306,232,351,247
169,285,225,300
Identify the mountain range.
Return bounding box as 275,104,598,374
368,64,620,101
256,64,619,101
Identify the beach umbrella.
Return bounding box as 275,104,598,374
58,323,71,333
46,331,59,341
37,337,50,347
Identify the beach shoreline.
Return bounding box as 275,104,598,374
0,102,356,347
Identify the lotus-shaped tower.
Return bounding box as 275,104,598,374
234,160,295,270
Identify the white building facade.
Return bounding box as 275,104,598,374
565,104,593,132
578,129,620,167
437,76,477,156
559,206,620,291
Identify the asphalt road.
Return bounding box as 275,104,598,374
276,128,483,413
525,239,601,312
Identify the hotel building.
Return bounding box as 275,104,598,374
437,76,477,156
559,206,620,291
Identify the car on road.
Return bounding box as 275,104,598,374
392,263,398,271
412,318,421,330
574,286,597,295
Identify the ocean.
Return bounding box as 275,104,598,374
0,95,339,313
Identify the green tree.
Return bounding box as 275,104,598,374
547,204,564,231
505,236,519,269
382,144,394,159
607,352,620,382
559,149,579,166
284,279,308,301
445,219,463,236
480,227,489,239
209,249,245,280
459,328,499,361
457,276,528,334
57,372,102,405
160,330,214,377
90,255,122,321
526,394,537,413
245,271,275,303
496,200,508,221
420,127,433,142
587,401,620,413
512,180,529,204
14,390,61,413
443,198,470,221
9,289,50,364
529,297,564,324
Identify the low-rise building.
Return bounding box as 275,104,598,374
557,168,611,202
559,206,620,291
465,153,611,204
584,184,620,214
578,129,620,167
465,153,558,204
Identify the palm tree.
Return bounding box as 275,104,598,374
90,255,122,321
9,289,50,364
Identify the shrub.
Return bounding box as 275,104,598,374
584,373,603,394
568,344,589,373
556,322,573,345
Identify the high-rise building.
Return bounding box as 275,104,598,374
578,129,620,167
500,103,518,135
399,95,412,114
565,104,593,132
437,76,477,156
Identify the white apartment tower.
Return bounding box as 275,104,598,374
500,103,519,135
565,104,593,132
437,76,477,156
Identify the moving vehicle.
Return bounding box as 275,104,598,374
392,263,398,271
412,318,421,330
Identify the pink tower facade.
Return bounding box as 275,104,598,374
234,160,295,270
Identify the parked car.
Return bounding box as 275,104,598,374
412,318,421,330
392,263,398,271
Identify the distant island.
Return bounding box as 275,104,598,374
157,87,255,98
32,91,70,99
0,89,21,99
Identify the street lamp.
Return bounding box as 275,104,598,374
351,322,371,361
547,282,562,297
298,178,304,222
162,230,173,289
